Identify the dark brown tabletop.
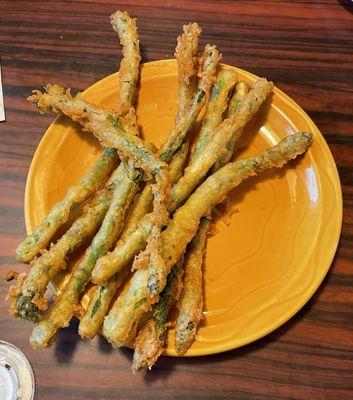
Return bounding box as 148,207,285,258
1,1,353,399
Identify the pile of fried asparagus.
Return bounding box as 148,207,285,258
8,11,312,372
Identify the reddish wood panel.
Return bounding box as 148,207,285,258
1,1,352,399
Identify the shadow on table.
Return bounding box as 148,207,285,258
338,1,353,15
54,318,81,363
141,252,338,382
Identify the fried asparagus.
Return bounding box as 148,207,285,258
132,258,184,372
30,36,217,347
78,141,190,339
175,23,201,120
15,148,118,263
213,80,250,171
193,69,237,158
159,44,220,162
130,29,203,367
102,132,312,347
91,79,272,285
169,78,273,210
13,10,142,322
91,44,220,285
174,217,210,355
171,81,251,353
15,182,116,322
111,10,141,107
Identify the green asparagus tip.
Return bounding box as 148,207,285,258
16,294,40,323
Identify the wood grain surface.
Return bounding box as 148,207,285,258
1,1,353,399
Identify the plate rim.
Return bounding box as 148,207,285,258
24,59,343,357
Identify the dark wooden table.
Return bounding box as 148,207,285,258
1,1,353,399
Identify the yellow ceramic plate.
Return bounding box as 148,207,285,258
25,60,342,356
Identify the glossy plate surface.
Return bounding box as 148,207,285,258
25,60,342,356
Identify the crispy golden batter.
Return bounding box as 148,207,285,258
175,23,201,119
111,11,141,107
6,273,28,317
102,133,312,347
28,85,165,178
30,170,139,348
132,258,184,372
159,44,221,162
193,69,237,158
169,78,273,210
15,148,118,264
212,80,250,171
174,218,209,354
78,270,127,339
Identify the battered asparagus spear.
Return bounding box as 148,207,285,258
28,84,165,179
13,10,142,322
102,132,312,347
169,78,273,210
175,23,201,120
213,81,250,171
78,270,127,340
193,69,237,158
16,9,140,264
172,81,251,353
79,24,201,338
30,170,138,348
174,217,210,355
15,181,116,322
111,10,141,107
78,141,190,339
130,30,204,366
158,44,220,162
15,148,118,263
91,45,220,284
27,31,219,345
132,258,184,372
91,79,272,285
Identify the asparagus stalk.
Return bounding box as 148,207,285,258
130,26,205,366
213,81,250,171
91,78,273,285
169,78,273,210
175,23,201,120
15,148,118,263
193,69,237,158
111,10,141,107
16,9,142,264
171,81,251,354
13,10,142,322
174,217,210,354
132,258,184,372
30,170,138,348
102,133,312,348
158,44,220,162
78,141,190,339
